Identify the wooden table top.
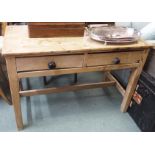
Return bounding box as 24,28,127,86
2,25,151,57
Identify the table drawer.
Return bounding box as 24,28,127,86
86,51,143,67
16,54,84,71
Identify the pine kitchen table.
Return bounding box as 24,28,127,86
2,25,151,130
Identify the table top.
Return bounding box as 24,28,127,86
2,25,151,57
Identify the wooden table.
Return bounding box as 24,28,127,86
2,25,151,130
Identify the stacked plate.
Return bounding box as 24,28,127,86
89,26,140,44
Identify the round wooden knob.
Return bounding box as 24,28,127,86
112,57,120,64
48,61,56,69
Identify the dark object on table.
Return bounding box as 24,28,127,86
28,22,85,38
128,72,155,132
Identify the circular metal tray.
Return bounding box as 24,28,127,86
89,26,140,44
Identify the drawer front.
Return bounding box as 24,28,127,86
16,55,84,71
86,51,143,67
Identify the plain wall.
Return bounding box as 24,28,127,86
116,22,150,30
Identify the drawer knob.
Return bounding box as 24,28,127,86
48,61,56,69
113,57,120,64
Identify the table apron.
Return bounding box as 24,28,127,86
17,63,139,79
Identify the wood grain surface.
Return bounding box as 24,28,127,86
2,26,151,57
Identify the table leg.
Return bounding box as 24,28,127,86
74,73,78,83
120,50,149,112
6,57,24,130
120,68,140,112
43,76,48,85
